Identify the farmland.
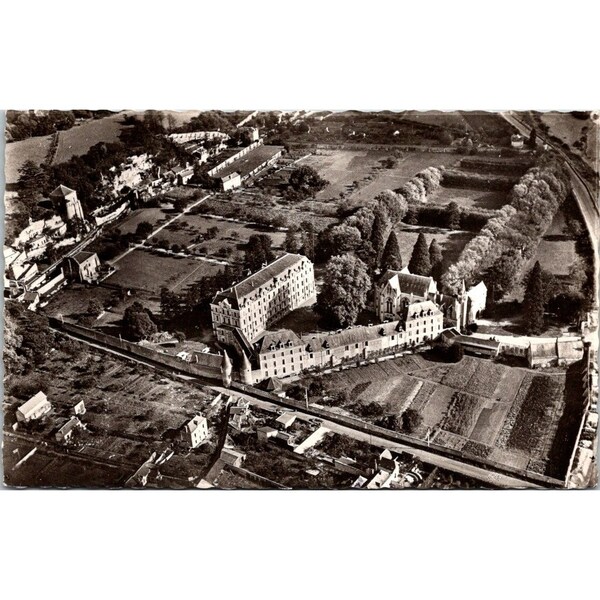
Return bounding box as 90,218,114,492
319,354,575,478
297,150,459,205
3,344,219,488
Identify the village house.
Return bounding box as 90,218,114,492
275,412,297,429
16,392,52,423
182,415,209,448
211,253,316,345
511,134,524,149
55,417,82,443
221,448,246,468
220,172,242,191
62,251,101,283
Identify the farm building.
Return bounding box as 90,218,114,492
276,412,297,429
62,251,101,283
528,337,584,368
440,329,500,358
220,172,242,191
221,448,246,468
16,392,52,423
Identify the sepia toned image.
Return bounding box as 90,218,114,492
3,109,598,490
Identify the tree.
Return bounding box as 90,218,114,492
408,233,431,276
300,220,317,261
401,408,423,433
429,239,444,282
528,127,537,149
381,231,403,272
284,226,300,253
317,224,362,261
288,165,328,199
370,212,387,266
449,343,464,363
160,287,181,321
173,198,187,212
135,221,153,239
17,160,48,207
446,201,461,230
87,299,103,317
122,302,158,341
523,261,545,335
244,234,275,272
318,255,371,327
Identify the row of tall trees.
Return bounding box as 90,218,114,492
443,156,570,296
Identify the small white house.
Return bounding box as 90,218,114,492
16,392,52,423
183,415,208,448
55,417,82,443
275,412,297,429
73,400,86,416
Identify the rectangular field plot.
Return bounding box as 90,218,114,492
298,150,459,203
106,248,222,293
117,207,172,235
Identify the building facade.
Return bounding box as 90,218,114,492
246,299,443,383
211,253,316,345
62,251,101,283
374,269,438,321
182,415,209,448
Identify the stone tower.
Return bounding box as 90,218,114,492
50,185,85,222
241,351,253,385
221,349,232,388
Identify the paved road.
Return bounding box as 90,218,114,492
208,386,542,489
108,192,211,267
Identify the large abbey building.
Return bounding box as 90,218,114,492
210,253,316,346
211,256,486,386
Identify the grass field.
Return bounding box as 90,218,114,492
156,214,286,260
3,347,217,488
116,207,172,235
5,134,54,184
106,248,222,294
52,111,134,164
395,224,475,273
320,353,572,477
297,150,459,204
429,186,509,211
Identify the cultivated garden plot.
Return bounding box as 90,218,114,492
3,349,216,488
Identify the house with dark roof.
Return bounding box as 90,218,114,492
62,251,101,283
211,253,316,345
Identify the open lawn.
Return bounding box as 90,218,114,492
52,111,134,164
430,186,509,211
297,150,459,204
106,248,222,293
5,134,54,184
395,224,475,274
116,207,172,235
532,209,577,277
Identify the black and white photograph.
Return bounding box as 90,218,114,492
3,108,598,490
1,3,599,599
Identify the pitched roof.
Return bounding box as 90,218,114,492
18,392,49,417
379,269,436,298
57,416,81,436
406,300,442,321
70,251,98,265
212,253,307,309
185,415,207,433
50,184,76,198
256,329,302,353
557,339,584,360
264,376,284,391
302,320,403,352
455,335,500,351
